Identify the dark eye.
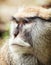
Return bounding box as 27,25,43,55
23,17,37,24
23,18,30,24
24,20,29,24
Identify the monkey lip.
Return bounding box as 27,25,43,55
11,37,31,47
10,38,34,55
9,38,34,55
11,43,34,55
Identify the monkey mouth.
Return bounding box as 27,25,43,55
9,37,34,55
10,37,31,47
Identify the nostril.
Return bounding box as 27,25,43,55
14,30,19,37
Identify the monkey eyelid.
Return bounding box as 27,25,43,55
22,17,35,24
22,18,30,24
23,16,40,23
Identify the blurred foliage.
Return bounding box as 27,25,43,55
0,23,10,38
1,30,9,39
0,23,10,48
0,30,9,47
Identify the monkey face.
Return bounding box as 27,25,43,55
10,16,51,45
10,16,34,47
9,7,51,65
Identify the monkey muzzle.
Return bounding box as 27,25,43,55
9,35,34,55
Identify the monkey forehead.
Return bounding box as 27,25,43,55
13,6,51,20
13,7,39,18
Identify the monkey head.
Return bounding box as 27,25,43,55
9,7,51,65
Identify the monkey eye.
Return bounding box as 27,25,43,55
23,18,33,24
23,19,29,24
23,16,39,24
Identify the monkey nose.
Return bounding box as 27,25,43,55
14,30,19,37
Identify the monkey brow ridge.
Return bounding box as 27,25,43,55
11,16,51,23
21,16,51,22
25,16,51,22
